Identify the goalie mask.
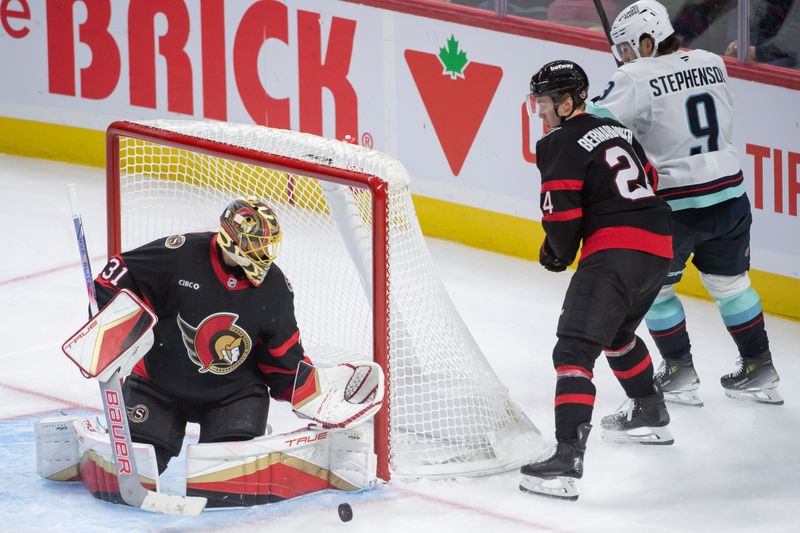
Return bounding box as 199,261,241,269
610,0,675,63
528,60,589,123
217,197,282,287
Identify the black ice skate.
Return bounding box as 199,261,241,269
655,356,703,407
519,423,591,501
601,386,674,445
721,351,783,405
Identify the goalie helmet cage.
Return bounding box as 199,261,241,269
106,120,542,481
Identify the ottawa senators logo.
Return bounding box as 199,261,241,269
177,313,252,374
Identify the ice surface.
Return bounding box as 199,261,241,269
0,154,798,532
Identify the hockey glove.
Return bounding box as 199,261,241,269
539,239,570,273
62,289,156,382
291,360,384,429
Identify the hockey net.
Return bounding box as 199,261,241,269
106,120,542,480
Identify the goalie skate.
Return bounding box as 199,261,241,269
654,358,703,407
721,353,783,405
601,387,674,446
519,423,590,502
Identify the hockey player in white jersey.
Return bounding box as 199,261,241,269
589,0,782,415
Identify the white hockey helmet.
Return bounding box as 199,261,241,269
610,0,675,62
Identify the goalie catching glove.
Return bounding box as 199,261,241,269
291,360,384,429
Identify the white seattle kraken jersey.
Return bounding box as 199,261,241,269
592,49,744,210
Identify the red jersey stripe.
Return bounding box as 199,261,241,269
268,330,300,357
580,226,673,260
612,353,653,379
554,393,596,406
543,208,583,222
258,363,297,375
131,358,149,380
658,174,743,198
541,179,584,192
650,322,686,337
728,315,764,333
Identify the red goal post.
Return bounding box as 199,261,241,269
105,120,543,481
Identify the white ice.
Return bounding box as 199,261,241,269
0,154,798,533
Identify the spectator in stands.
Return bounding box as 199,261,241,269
724,0,799,67
443,0,552,20
546,0,620,29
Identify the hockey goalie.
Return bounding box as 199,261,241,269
37,197,385,513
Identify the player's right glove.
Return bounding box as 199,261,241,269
539,239,570,273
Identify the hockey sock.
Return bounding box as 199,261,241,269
701,273,770,358
716,289,770,357
645,289,692,360
554,376,595,443
605,336,654,398
552,338,598,443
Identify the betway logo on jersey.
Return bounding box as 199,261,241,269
405,36,503,176
578,125,634,152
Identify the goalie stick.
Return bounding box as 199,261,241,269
592,0,624,67
66,183,206,516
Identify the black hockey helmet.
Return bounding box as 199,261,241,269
529,60,589,108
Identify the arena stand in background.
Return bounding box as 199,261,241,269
442,0,799,70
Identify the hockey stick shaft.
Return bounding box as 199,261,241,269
592,0,623,67
67,184,99,316
65,184,205,515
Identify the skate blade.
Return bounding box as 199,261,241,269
519,474,579,501
664,390,704,407
724,388,784,405
601,425,674,446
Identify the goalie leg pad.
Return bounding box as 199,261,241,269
36,417,81,481
36,416,160,503
185,425,377,508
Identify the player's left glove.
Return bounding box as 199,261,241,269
291,361,384,429
539,239,570,273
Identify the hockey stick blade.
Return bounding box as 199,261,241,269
99,373,207,516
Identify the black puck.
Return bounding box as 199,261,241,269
338,502,353,522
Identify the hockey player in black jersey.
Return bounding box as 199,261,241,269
519,61,674,501
94,197,383,477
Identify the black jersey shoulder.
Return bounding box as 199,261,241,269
127,231,214,257
557,114,633,150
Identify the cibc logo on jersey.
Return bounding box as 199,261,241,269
177,313,252,374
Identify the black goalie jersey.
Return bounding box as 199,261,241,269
94,232,309,404
536,113,673,264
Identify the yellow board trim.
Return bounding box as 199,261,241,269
2,117,797,319
0,117,105,167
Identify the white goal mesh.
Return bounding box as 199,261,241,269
107,120,543,479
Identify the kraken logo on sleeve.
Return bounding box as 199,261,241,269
177,313,252,374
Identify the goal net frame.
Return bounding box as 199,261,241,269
105,120,543,482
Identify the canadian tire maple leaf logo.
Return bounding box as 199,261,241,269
406,36,503,175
